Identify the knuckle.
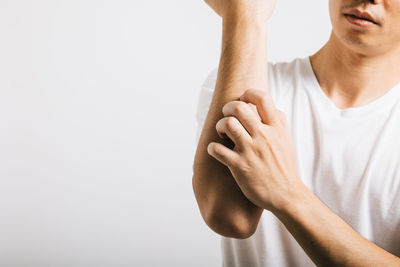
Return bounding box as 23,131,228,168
261,94,273,104
244,88,253,95
233,102,248,115
212,143,223,155
242,89,254,100
225,116,237,130
212,144,228,160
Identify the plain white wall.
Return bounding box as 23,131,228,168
0,1,330,266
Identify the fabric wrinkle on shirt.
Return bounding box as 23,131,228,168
195,56,400,267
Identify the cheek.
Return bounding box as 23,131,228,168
328,0,337,23
391,4,400,34
384,0,400,31
328,0,344,32
380,3,400,45
385,20,400,45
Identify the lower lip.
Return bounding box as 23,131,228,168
344,14,376,27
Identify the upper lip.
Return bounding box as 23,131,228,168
344,9,379,25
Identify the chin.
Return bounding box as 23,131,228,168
343,36,385,56
333,24,382,56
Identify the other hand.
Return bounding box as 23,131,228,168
207,89,305,212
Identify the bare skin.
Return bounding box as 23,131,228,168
193,0,400,265
192,0,275,238
310,0,400,110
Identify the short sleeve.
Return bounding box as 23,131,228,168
195,67,218,143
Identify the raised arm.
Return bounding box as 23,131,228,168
192,0,277,239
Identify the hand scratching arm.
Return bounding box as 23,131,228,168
192,16,270,239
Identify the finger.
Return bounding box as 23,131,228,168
240,89,279,126
217,131,229,140
222,101,263,137
207,142,239,167
216,116,252,150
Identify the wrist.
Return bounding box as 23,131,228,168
271,181,315,217
222,16,267,33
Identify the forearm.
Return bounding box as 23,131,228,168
193,18,269,238
274,185,400,266
216,17,269,100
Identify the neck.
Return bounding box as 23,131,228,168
309,31,400,109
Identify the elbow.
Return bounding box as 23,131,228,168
205,210,258,239
192,173,260,240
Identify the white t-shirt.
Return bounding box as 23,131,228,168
195,56,400,267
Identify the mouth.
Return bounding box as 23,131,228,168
343,9,379,27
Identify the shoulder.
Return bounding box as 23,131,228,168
197,56,310,115
268,57,309,89
195,67,219,137
201,57,309,94
268,57,311,106
201,67,218,91
196,68,218,122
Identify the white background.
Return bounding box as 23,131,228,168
0,0,331,266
